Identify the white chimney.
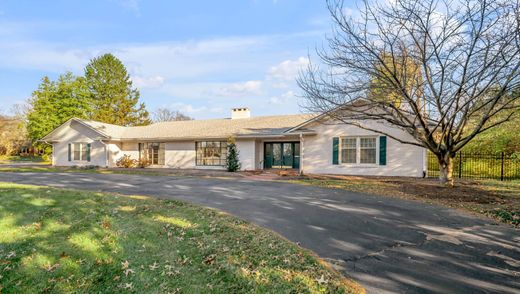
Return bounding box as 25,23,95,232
231,107,251,119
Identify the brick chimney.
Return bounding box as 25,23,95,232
231,107,251,119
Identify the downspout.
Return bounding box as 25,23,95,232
299,133,304,176
97,139,109,168
422,148,427,178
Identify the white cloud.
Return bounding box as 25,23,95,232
269,90,295,105
166,102,224,115
0,35,268,76
213,80,263,97
131,75,165,89
0,30,318,118
267,57,309,82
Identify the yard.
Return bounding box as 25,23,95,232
1,165,519,227
0,156,48,164
290,175,520,227
0,182,362,293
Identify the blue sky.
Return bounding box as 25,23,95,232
0,0,336,119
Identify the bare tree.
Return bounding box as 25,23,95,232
152,107,193,122
298,0,520,185
10,103,32,124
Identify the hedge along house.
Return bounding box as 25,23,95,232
41,107,426,177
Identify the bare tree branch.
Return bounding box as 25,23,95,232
298,0,520,184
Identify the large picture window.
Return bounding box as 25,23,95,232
196,141,227,166
340,137,377,164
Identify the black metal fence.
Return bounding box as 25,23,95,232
427,152,520,181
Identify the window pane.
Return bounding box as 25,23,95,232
360,149,376,163
341,149,356,163
359,137,376,164
73,143,81,160
81,144,87,161
196,141,227,166
341,138,357,163
360,138,376,148
341,138,356,148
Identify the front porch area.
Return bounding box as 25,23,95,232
263,141,300,170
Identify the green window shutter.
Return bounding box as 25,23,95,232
68,143,71,161
379,136,387,165
86,144,91,162
332,137,339,165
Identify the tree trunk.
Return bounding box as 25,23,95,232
438,156,454,186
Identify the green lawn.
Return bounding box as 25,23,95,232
0,182,362,293
0,156,48,163
0,166,148,175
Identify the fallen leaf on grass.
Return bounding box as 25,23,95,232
149,262,160,271
43,263,60,272
203,255,216,265
316,275,328,285
121,282,133,290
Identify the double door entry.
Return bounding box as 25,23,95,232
264,142,300,169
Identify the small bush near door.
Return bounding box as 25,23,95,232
226,137,241,172
137,158,152,168
115,155,137,168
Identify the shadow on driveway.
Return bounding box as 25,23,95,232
1,172,519,293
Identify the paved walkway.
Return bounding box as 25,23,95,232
1,172,519,293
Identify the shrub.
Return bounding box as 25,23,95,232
41,154,51,162
115,155,137,168
137,158,152,168
226,137,241,172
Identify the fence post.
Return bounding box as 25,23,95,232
458,152,462,178
501,152,504,181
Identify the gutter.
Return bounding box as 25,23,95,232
97,139,109,168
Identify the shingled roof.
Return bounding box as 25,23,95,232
71,113,316,141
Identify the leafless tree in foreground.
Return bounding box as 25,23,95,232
298,0,520,185
152,107,193,123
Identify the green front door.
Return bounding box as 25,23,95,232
264,143,273,169
264,142,300,169
282,143,293,168
293,143,300,169
272,143,283,168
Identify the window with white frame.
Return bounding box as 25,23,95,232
340,137,377,164
360,137,377,164
72,143,88,161
341,138,357,164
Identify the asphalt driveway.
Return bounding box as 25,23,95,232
1,172,519,293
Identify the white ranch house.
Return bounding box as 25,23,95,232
42,107,426,177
